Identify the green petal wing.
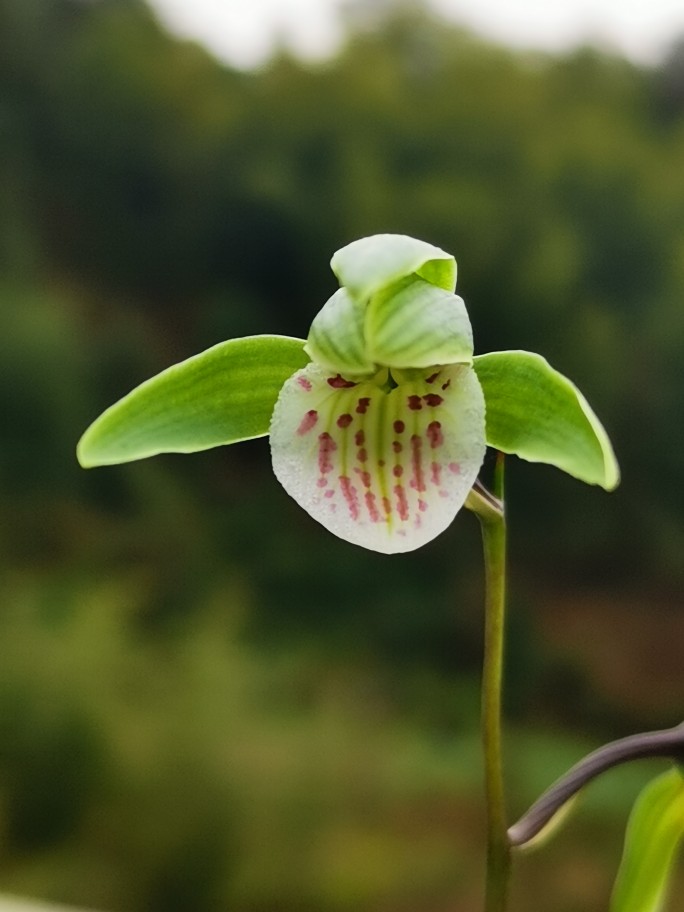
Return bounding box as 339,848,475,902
366,276,473,369
305,288,375,374
611,767,684,912
77,335,309,467
331,234,456,302
473,350,619,490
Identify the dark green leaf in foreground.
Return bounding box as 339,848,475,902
77,335,309,467
611,767,684,912
473,350,620,490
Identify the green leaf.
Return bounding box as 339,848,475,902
611,767,684,912
473,350,620,490
331,234,456,303
77,335,309,467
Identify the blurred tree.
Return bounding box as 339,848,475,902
2,0,683,575
1,2,683,906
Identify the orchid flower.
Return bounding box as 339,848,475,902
77,234,619,553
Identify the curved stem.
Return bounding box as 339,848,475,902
508,721,684,848
473,456,511,912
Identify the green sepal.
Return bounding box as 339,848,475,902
473,350,620,490
305,288,375,375
365,276,473,369
331,233,456,303
77,335,309,467
611,767,684,912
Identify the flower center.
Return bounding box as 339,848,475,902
372,366,398,393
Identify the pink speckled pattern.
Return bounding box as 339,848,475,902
270,363,486,553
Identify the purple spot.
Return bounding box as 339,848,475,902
448,462,461,475
337,413,353,428
378,459,386,468
357,448,368,463
418,499,428,512
441,379,451,391
354,430,365,446
393,465,403,478
365,491,380,522
410,434,426,492
394,485,409,521
339,475,360,520
318,432,337,475
423,393,444,408
298,376,312,391
393,420,405,434
426,420,443,448
431,461,442,486
392,441,403,454
407,395,422,411
328,374,357,389
317,477,327,488
382,496,392,515
426,371,440,384
324,489,335,499
356,397,371,414
297,409,318,435
354,468,372,489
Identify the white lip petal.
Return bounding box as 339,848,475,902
270,363,487,554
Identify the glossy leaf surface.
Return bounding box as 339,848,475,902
611,767,684,912
78,335,309,467
473,350,620,490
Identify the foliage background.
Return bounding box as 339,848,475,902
0,0,683,909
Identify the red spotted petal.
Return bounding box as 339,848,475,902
270,363,486,553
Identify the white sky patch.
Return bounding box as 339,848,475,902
146,0,344,69
430,0,684,64
146,0,684,69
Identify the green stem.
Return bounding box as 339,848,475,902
472,455,511,912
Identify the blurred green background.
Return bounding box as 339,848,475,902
1,0,683,909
